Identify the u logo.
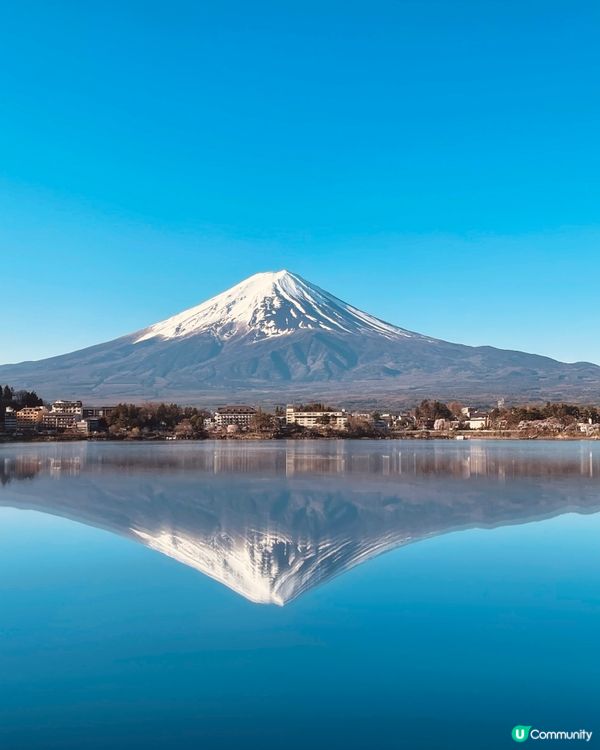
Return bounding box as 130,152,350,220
512,725,532,743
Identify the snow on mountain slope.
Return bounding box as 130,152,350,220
134,270,416,343
1,268,599,403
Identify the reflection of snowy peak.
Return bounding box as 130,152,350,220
134,270,413,343
132,526,409,605
2,442,599,606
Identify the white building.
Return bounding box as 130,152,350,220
460,406,490,429
51,400,83,417
467,411,490,430
42,413,78,430
214,405,257,429
76,417,104,435
285,405,348,430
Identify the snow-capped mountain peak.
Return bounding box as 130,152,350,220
3,269,599,404
134,270,414,343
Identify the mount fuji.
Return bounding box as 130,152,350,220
1,269,599,404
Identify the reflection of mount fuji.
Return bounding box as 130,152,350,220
1,442,599,604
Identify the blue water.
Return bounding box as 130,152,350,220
0,440,599,749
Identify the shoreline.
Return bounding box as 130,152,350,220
1,431,599,444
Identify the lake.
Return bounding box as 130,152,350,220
0,440,599,749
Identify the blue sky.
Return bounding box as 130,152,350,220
1,1,599,365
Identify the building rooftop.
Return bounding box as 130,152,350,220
216,405,257,414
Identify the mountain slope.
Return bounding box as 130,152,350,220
1,270,599,404
135,269,413,342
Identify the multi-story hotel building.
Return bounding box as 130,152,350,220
16,406,48,426
50,400,84,417
83,406,115,419
214,406,257,429
285,405,348,430
3,407,17,433
42,413,78,430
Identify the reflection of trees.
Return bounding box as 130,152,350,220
1,442,599,482
1,457,43,484
0,455,86,483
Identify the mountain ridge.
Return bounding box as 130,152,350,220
1,269,599,404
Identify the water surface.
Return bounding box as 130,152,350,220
1,440,599,749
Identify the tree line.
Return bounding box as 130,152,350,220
106,403,210,438
2,384,600,437
490,402,600,428
0,385,44,419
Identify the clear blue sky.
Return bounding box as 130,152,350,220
1,1,599,365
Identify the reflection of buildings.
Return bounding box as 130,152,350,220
0,450,85,484
49,456,82,477
285,442,348,476
1,441,600,483
1,455,43,482
1,441,599,605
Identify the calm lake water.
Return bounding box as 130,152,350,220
0,440,599,749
